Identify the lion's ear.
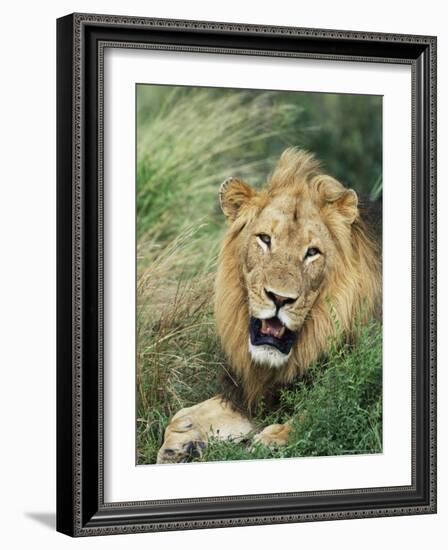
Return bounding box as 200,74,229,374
317,177,359,224
219,177,256,221
333,188,358,224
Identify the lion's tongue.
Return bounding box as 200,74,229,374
261,318,285,338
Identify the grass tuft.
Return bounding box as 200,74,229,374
200,321,382,462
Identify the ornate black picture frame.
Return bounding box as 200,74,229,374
56,13,437,536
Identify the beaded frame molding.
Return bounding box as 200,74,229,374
56,13,437,537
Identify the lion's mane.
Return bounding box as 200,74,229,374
214,149,381,412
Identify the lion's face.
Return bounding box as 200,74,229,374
242,192,333,367
218,151,359,370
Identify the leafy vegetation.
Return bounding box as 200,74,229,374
136,85,383,465
202,321,382,462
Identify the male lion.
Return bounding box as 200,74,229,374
157,148,381,464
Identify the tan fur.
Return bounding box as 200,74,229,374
253,422,293,447
215,147,381,410
157,397,253,463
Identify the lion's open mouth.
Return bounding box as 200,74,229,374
249,316,298,355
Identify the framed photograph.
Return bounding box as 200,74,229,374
56,13,437,536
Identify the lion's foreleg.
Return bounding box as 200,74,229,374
157,396,253,463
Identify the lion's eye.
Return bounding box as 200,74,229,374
257,233,271,246
305,247,320,259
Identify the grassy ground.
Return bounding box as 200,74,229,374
136,85,383,465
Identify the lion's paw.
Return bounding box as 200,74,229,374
253,423,292,447
156,415,207,464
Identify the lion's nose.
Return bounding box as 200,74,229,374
265,289,297,308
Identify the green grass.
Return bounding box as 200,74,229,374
201,321,382,462
136,85,383,465
136,86,305,244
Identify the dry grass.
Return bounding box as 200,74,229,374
136,226,226,463
136,87,304,241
